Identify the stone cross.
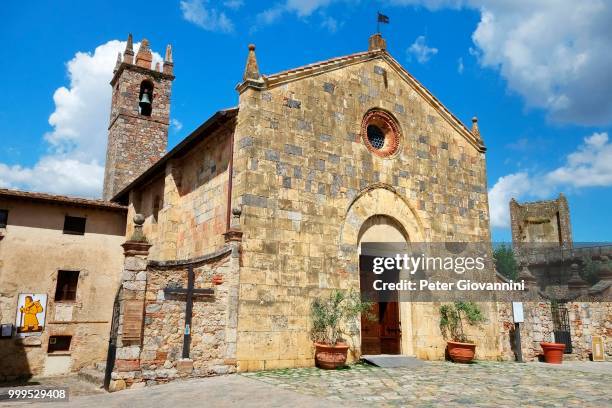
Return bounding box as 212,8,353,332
163,265,213,358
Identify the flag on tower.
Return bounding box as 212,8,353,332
377,12,390,24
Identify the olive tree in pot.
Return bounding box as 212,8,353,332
310,290,372,369
439,302,485,363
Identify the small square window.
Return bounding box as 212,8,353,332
54,270,79,301
63,216,86,235
0,209,8,228
48,335,72,353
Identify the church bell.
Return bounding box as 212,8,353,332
139,90,152,115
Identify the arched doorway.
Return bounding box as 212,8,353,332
358,215,407,355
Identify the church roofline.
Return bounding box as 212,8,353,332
237,48,485,153
111,107,238,204
0,188,127,212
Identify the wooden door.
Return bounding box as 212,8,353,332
379,302,401,354
360,254,401,354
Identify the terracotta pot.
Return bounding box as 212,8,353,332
314,342,349,369
447,341,476,363
540,342,565,364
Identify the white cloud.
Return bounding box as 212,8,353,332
407,36,438,63
0,158,104,198
171,118,184,132
320,16,340,33
457,57,464,74
489,132,612,227
180,0,234,32
488,173,531,228
223,0,243,10
0,40,162,198
255,0,337,28
545,132,612,187
285,0,334,16
256,6,285,26
391,0,612,125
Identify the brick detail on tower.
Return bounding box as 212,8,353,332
102,34,175,200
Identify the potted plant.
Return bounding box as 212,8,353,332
439,301,485,363
540,339,565,364
310,290,372,369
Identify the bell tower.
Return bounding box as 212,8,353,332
102,34,175,200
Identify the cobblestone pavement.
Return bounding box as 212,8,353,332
243,361,612,407
1,362,610,407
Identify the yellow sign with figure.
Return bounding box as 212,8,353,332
15,294,47,337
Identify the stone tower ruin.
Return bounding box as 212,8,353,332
102,34,175,200
510,193,573,250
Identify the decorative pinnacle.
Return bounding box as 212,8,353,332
243,43,262,82
471,116,481,139
165,44,173,64
135,38,153,68
124,33,134,64
125,33,134,55
163,44,174,75
130,214,148,243
114,52,122,72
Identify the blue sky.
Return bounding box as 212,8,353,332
1,0,611,242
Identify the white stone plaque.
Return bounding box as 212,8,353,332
512,302,524,323
54,304,74,322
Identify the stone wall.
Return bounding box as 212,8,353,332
128,123,233,261
109,234,240,391
230,49,494,370
567,301,612,360
497,300,612,361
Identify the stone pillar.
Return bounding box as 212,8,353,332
110,214,151,392
567,262,588,297
223,209,242,372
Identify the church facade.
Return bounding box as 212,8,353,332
103,33,504,389
2,32,609,389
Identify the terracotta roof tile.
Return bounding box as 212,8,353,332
0,188,127,211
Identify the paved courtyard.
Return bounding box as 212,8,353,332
1,361,610,407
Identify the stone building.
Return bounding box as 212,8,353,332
0,189,126,380
498,195,612,362
104,33,505,389
3,31,607,390
102,34,175,200
510,194,573,250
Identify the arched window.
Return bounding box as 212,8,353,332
138,80,154,116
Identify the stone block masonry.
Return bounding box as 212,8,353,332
498,300,612,361
231,46,493,370
109,225,240,391
103,36,175,200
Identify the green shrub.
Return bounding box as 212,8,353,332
310,290,373,346
439,302,485,343
493,243,518,280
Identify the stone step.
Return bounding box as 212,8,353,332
361,355,424,368
94,362,107,372
78,367,105,386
